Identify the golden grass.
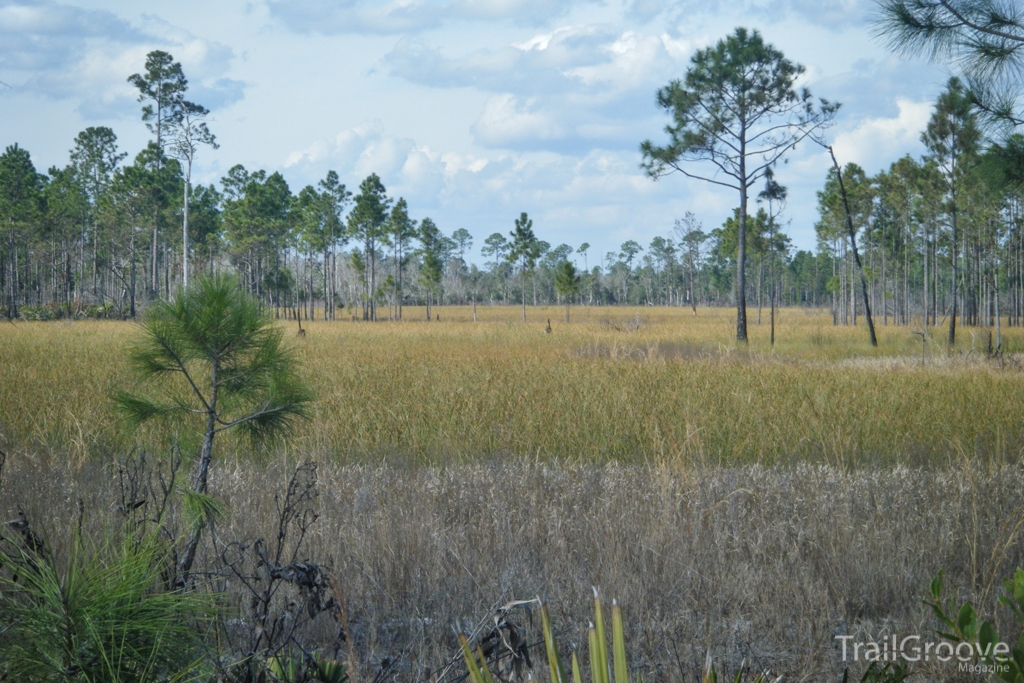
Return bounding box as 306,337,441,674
2,306,1023,465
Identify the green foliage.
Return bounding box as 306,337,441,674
420,250,443,292
128,50,187,140
114,273,313,445
508,212,540,273
926,569,1024,682
872,0,1024,126
554,261,581,299
0,526,214,682
714,207,772,261
508,212,541,318
923,77,981,176
70,127,126,205
481,232,509,264
221,165,293,272
268,654,348,683
640,27,837,187
348,173,390,246
181,489,227,532
461,591,633,683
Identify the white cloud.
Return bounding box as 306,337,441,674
0,0,243,117
566,31,681,90
1,0,953,261
285,123,450,205
384,25,690,154
266,0,595,35
831,98,932,171
471,94,564,147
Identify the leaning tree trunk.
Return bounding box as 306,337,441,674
829,146,877,347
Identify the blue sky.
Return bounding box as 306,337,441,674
0,0,949,264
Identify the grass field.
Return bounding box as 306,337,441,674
4,456,1023,681
3,305,1024,680
2,305,1024,466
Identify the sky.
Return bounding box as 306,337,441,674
0,0,951,265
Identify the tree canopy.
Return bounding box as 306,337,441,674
641,27,838,340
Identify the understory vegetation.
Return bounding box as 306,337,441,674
2,455,1023,681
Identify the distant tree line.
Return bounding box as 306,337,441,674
815,77,1024,346
6,50,1024,337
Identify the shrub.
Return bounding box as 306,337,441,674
0,518,216,682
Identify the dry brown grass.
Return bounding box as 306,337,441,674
3,455,1023,681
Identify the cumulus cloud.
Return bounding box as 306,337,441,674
625,0,873,29
266,0,596,34
285,122,448,205
0,0,244,118
0,0,143,68
831,98,932,170
384,25,691,152
383,26,612,93
384,24,688,99
471,94,564,147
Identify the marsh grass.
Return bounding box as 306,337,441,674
2,307,1024,466
2,456,1023,681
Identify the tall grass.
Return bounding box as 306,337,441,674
3,456,1023,681
2,307,1023,465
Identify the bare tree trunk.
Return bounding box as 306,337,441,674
175,366,218,589
995,250,1002,352
949,208,959,346
757,257,763,325
521,271,527,322
183,176,190,289
924,223,929,327
829,147,877,346
130,229,137,318
736,149,748,342
689,258,697,314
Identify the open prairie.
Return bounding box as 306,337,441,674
3,306,1024,681
2,305,1024,466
